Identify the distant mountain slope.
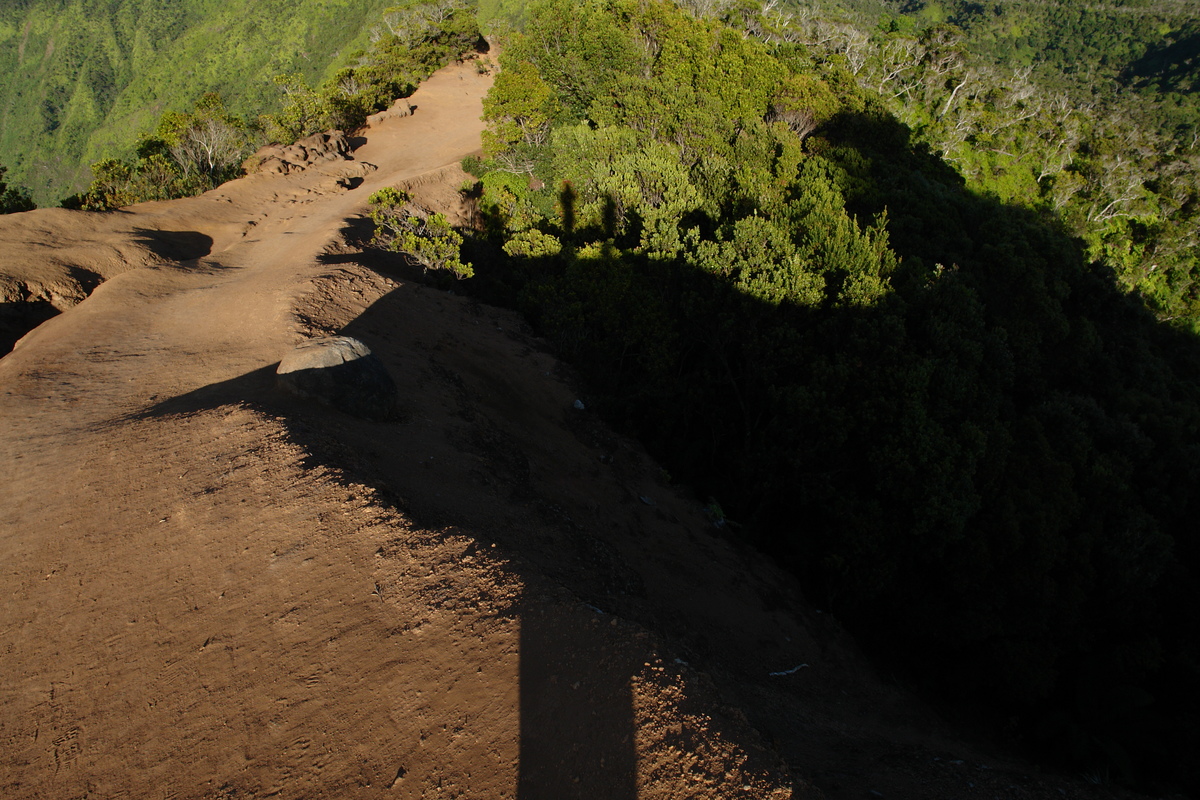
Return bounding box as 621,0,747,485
0,0,394,204
846,0,1199,95
1127,20,1200,95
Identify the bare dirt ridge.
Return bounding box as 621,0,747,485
0,58,1153,800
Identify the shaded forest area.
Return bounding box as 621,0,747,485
459,0,1200,791
814,0,1200,331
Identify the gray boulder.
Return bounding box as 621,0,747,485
276,336,397,420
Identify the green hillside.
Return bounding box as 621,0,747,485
0,0,395,204
762,0,1200,332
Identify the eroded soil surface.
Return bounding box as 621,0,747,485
0,57,1154,800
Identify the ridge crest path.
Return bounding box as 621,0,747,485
1,60,490,414
0,59,801,800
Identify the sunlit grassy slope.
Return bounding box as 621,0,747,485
0,0,394,204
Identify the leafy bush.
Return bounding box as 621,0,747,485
64,94,256,210
368,187,473,279
0,166,35,214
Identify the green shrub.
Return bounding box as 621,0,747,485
0,166,35,213
368,187,473,279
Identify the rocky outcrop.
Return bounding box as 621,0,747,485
244,96,417,176
0,265,103,353
0,207,195,355
366,98,415,127
276,335,398,420
247,130,355,175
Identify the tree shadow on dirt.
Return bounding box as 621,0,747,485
123,93,1200,796
129,228,214,261
130,286,640,800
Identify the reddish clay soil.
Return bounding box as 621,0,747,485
0,57,1161,800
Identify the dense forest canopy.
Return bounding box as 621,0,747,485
462,0,1200,791
788,0,1200,331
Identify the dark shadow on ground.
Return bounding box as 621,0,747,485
0,266,103,357
450,107,1200,795
131,228,214,261
129,365,279,420
515,601,636,800
130,93,1200,792
131,288,640,800
0,299,59,357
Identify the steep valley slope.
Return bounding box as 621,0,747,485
0,0,397,204
0,58,1159,800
